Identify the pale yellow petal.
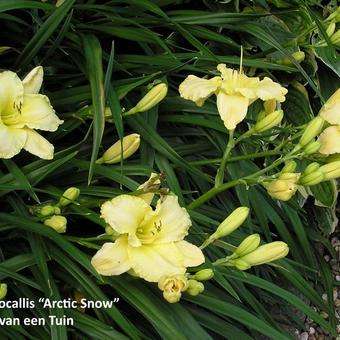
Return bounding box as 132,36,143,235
0,70,24,115
318,125,340,154
91,236,131,276
128,242,185,282
179,75,221,106
319,88,340,125
22,66,43,95
0,123,27,159
100,195,152,242
18,94,63,131
151,195,191,243
175,240,205,267
23,129,54,160
216,92,249,130
255,77,287,102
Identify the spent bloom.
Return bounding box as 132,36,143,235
91,194,204,282
158,275,188,303
0,66,63,159
264,173,300,201
179,64,287,130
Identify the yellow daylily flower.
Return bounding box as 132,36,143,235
318,88,340,125
318,125,340,154
0,67,63,159
158,274,188,303
91,194,205,282
179,64,287,130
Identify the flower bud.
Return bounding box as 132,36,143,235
281,160,297,173
325,154,340,163
54,206,61,215
126,83,168,114
319,89,340,125
96,134,141,164
58,187,80,207
209,207,249,241
186,280,204,296
235,241,289,269
40,205,55,217
277,51,305,65
233,259,251,270
303,141,321,155
264,173,300,201
193,269,214,281
234,234,261,257
299,171,324,186
303,162,321,175
44,215,67,233
0,283,7,300
298,117,324,147
330,30,340,46
326,22,336,37
318,126,340,155
254,110,283,133
319,161,340,180
326,7,340,23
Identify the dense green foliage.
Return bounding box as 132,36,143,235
0,0,339,339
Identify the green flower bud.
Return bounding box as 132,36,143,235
193,269,214,281
303,141,321,155
58,187,80,207
330,30,340,46
44,215,67,233
298,117,324,147
54,206,61,215
319,161,340,180
186,280,204,296
40,205,55,217
299,171,324,186
235,241,289,270
234,234,261,258
277,51,305,66
126,83,168,114
326,22,336,37
96,134,140,164
254,110,283,133
0,283,7,300
303,162,320,175
281,160,297,173
209,207,250,241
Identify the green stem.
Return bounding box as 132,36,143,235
215,129,235,187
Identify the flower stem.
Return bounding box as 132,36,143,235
215,129,235,187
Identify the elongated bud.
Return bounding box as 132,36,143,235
303,162,320,175
186,280,204,296
299,171,324,186
58,187,80,207
281,160,297,173
44,215,67,233
22,66,43,94
330,30,340,46
0,283,7,300
318,89,340,125
303,141,321,155
234,234,261,257
319,161,340,180
254,110,283,133
277,51,305,65
298,117,324,147
126,83,168,114
96,134,140,164
326,22,336,37
193,269,214,281
234,241,289,270
209,207,249,241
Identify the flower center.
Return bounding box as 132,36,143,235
136,219,162,244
